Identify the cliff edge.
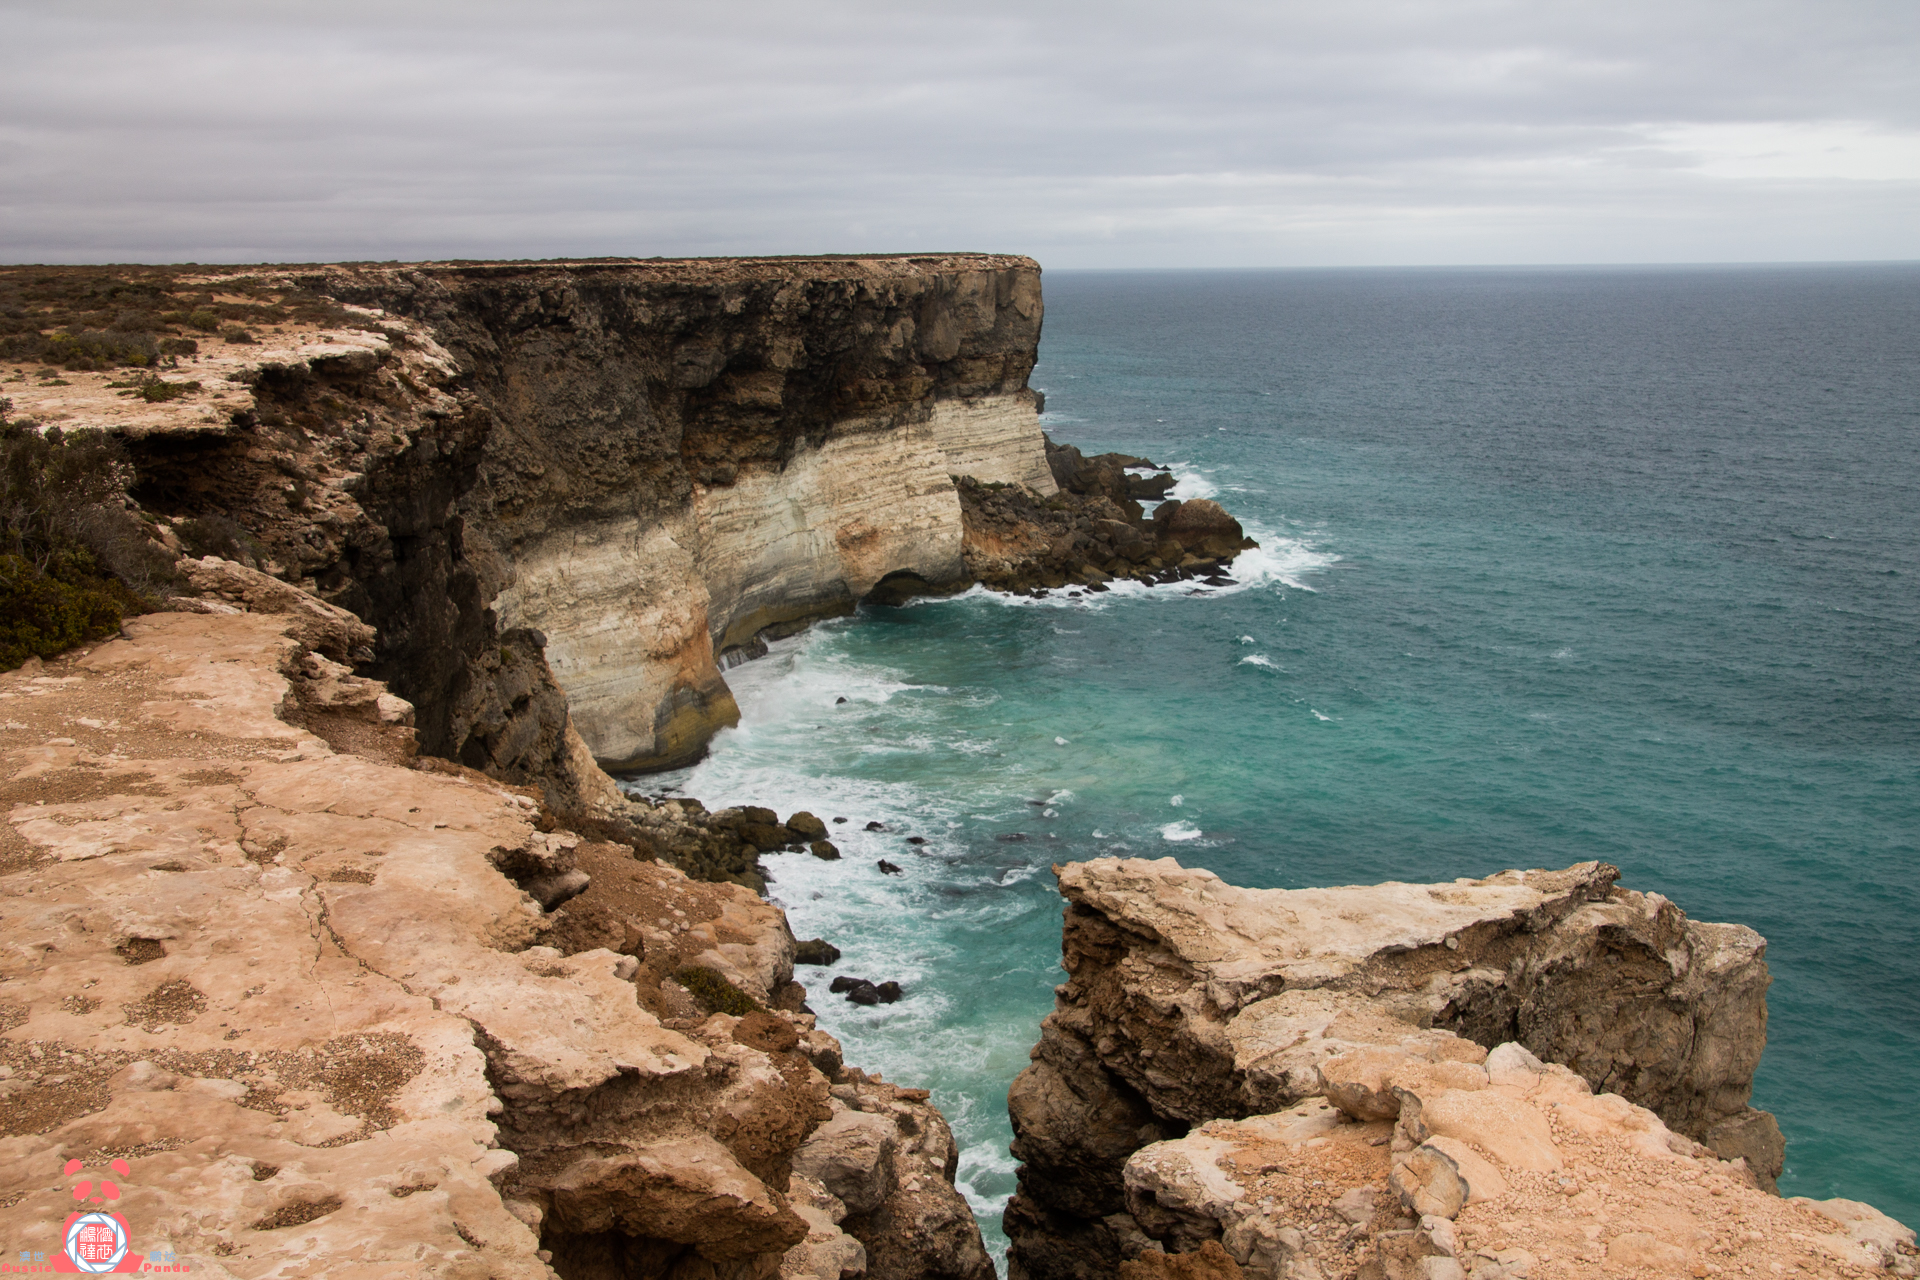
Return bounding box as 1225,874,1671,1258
1004,857,1912,1280
0,587,992,1279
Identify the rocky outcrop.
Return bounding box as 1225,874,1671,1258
1003,857,1823,1280
954,438,1257,596
1110,1043,1915,1279
0,600,991,1279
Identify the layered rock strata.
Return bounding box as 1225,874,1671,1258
0,594,990,1279
1003,857,1816,1280
25,256,1050,785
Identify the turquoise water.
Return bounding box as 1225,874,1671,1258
644,264,1920,1262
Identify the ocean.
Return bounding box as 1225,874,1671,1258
639,263,1920,1263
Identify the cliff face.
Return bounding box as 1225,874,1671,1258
107,255,1048,793
1004,858,1797,1280
332,256,1048,774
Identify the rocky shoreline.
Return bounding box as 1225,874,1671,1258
3,256,1913,1278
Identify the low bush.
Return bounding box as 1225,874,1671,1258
136,378,201,404
0,553,126,668
672,965,761,1016
220,326,254,344
0,407,178,669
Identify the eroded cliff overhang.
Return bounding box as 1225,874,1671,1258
317,254,1052,774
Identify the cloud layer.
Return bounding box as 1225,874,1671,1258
3,0,1917,265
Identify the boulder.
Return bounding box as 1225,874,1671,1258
787,811,830,839
793,1107,899,1215
794,938,842,966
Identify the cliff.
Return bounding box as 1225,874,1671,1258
1001,858,1912,1280
0,586,991,1280
34,255,1045,787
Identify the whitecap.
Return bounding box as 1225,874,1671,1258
1054,736,1069,746
1047,789,1075,804
1239,635,1255,644
1311,709,1333,722
1167,464,1219,501
1240,654,1277,668
1169,794,1183,806
1160,821,1203,842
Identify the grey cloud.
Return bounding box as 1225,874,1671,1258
1,0,1915,265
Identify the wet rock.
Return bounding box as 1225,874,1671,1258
996,832,1030,843
829,975,864,994
905,836,927,846
787,811,829,839
865,821,887,832
846,981,883,1006
875,981,904,1003
809,840,841,860
794,939,842,966
877,859,903,875
832,816,848,824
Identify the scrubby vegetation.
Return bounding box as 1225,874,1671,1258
672,965,762,1017
0,265,384,372
0,399,178,669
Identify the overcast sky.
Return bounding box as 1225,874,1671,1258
3,0,1917,267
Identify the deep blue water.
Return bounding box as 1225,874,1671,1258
647,264,1920,1262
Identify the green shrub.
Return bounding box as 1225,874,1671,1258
672,965,761,1016
0,553,124,668
158,336,198,357
220,326,254,344
186,310,220,332
137,378,201,404
0,416,177,669
41,329,158,370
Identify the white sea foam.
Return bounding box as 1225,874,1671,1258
1160,820,1203,841
1169,794,1183,806
1166,463,1218,500
1240,654,1277,668
1240,635,1256,644
1311,708,1333,722
1054,736,1069,745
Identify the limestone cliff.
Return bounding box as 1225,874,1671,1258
30,255,1048,792
1002,858,1819,1280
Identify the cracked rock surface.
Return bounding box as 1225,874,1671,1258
0,606,990,1279
1005,857,1910,1280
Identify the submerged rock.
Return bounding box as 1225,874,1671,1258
877,859,904,875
